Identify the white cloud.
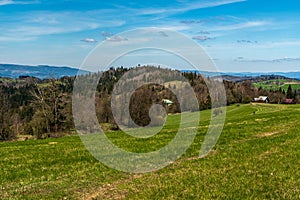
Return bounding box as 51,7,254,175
180,0,247,12
237,40,258,44
0,10,125,40
0,0,248,42
0,0,38,6
138,8,168,15
192,35,214,42
210,21,269,31
101,31,113,37
180,20,206,25
81,38,97,43
199,30,210,34
0,0,12,5
235,57,300,63
0,36,36,42
157,25,190,31
105,36,128,42
259,41,300,48
138,0,246,15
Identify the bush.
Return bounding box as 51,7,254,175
242,95,252,104
0,126,16,141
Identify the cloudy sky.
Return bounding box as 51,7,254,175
0,0,300,72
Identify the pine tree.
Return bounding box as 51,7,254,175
287,84,293,99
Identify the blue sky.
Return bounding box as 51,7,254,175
0,0,300,72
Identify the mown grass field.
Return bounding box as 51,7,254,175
253,79,300,91
1,104,300,199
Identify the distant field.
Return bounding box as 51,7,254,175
1,104,299,199
253,79,300,91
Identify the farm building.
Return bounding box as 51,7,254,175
282,98,295,104
253,96,270,103
162,99,174,106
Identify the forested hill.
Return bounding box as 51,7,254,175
0,66,299,142
0,64,89,79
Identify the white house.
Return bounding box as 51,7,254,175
253,96,270,103
162,99,173,106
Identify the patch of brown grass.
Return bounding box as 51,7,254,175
256,131,280,138
83,174,144,200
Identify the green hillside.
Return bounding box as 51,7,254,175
253,79,300,91
1,104,299,199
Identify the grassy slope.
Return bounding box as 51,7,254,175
253,79,300,91
0,104,299,199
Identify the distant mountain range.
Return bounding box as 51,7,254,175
222,71,300,80
181,70,300,80
1,64,300,80
0,64,89,79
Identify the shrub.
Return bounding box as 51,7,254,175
0,126,16,141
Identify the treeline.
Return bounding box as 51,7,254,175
0,67,299,141
0,76,74,141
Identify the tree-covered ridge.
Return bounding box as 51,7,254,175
0,66,298,141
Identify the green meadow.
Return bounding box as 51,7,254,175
1,104,299,199
253,79,300,91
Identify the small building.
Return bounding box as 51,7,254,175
253,96,270,103
282,98,295,104
162,99,173,106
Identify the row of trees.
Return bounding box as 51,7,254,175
0,67,299,141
